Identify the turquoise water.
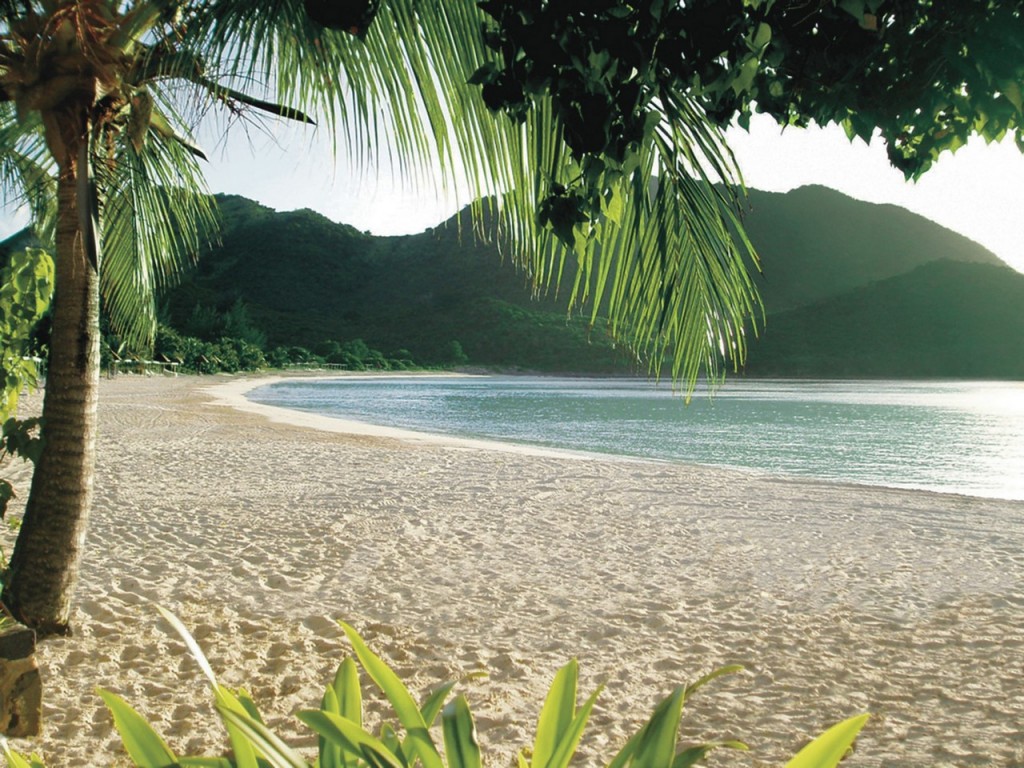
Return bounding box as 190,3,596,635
249,376,1024,501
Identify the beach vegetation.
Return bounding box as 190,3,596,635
0,248,52,527
0,608,870,767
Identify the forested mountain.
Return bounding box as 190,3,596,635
740,185,1003,311
97,185,1023,379
163,196,635,371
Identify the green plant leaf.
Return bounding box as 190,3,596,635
441,695,482,768
156,605,218,688
156,607,261,768
96,688,178,767
333,657,363,725
544,684,602,768
379,724,405,761
235,687,266,724
532,659,579,768
319,685,344,768
217,705,310,768
672,740,748,768
215,686,263,768
298,710,405,768
784,714,870,768
0,738,46,768
683,666,744,701
612,686,686,768
339,622,443,768
420,680,457,727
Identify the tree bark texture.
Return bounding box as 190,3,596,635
4,167,100,637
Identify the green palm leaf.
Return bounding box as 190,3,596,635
97,120,217,349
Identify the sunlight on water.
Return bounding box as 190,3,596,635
250,377,1024,501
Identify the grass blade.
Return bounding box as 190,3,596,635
672,740,748,768
320,658,363,768
155,605,218,688
319,686,344,768
214,686,261,768
421,680,457,727
441,695,482,768
545,684,603,768
682,666,744,701
333,657,363,725
627,687,686,768
0,739,44,768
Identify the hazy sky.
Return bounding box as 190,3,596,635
3,113,1022,273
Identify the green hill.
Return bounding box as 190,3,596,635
739,185,1002,311
163,197,634,372
147,186,1021,379
745,260,1024,379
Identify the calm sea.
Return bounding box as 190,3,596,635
249,376,1024,501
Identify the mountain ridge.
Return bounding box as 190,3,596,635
6,183,1018,379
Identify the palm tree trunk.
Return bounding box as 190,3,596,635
4,165,100,637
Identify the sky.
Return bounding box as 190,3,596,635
3,112,1023,273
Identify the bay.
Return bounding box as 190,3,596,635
249,376,1024,501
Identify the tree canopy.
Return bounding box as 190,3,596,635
473,0,1024,210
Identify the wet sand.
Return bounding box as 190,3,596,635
3,373,1023,766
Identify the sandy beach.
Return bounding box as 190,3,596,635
2,373,1023,766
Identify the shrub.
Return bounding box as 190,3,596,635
0,609,869,767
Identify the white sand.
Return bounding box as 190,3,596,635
2,373,1023,766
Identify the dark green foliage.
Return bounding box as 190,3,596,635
161,196,636,373
739,1,1024,178
472,0,772,242
475,1,1023,184
304,0,380,37
184,304,223,341
446,341,469,366
0,249,53,522
222,299,267,349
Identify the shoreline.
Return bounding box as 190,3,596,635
225,372,1021,505
208,373,631,463
3,374,1023,765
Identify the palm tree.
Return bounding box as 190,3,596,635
0,0,758,635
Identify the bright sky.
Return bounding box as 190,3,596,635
3,113,1023,273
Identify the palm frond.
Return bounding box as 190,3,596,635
0,104,57,244
183,0,761,389
97,121,217,350
2,0,763,388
